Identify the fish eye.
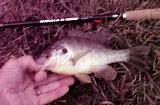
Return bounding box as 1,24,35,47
62,48,68,54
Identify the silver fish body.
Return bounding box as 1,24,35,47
37,36,149,78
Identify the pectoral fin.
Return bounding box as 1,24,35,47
96,65,117,80
70,51,88,66
75,74,92,84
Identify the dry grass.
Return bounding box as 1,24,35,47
0,0,160,105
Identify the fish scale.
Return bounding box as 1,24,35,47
37,36,150,83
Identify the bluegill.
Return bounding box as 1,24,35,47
37,32,150,83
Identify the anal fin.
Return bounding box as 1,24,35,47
96,65,117,80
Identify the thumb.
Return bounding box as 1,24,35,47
1,55,39,72
16,55,39,72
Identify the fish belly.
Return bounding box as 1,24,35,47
74,52,107,74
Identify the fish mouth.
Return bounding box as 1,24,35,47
36,57,46,65
42,62,59,72
36,59,54,71
39,65,47,71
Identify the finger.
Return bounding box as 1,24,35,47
1,58,18,70
16,55,39,72
39,86,69,105
34,71,47,82
37,77,74,94
34,74,68,87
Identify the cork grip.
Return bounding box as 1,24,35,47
125,8,160,20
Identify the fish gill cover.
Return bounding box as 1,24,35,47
0,0,160,105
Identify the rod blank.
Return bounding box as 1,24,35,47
0,15,119,28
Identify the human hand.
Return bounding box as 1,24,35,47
0,55,74,105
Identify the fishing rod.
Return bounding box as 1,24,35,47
0,8,160,28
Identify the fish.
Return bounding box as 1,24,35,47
37,31,150,83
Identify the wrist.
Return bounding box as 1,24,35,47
0,90,10,105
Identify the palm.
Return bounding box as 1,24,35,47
0,56,74,105
15,72,39,105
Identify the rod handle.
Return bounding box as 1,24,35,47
125,8,160,20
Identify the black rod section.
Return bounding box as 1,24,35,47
0,14,121,28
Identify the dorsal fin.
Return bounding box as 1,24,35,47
67,29,111,44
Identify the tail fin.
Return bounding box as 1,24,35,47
127,46,150,69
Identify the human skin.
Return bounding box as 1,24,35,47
0,55,74,105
